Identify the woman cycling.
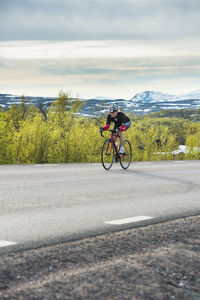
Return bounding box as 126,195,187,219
100,104,131,154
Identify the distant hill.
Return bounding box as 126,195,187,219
130,90,200,103
1,90,200,116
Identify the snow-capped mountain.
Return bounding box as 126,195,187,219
130,90,200,103
1,90,200,116
131,91,181,103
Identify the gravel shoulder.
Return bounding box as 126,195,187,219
0,215,200,300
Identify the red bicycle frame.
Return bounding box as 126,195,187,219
101,129,124,159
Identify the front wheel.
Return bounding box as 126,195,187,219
120,140,132,169
101,139,114,170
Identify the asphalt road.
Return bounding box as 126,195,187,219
0,161,200,254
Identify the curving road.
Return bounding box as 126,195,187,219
0,161,200,254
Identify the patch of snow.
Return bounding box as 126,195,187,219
155,145,200,155
93,96,115,100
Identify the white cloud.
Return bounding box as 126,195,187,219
0,40,200,59
0,47,200,99
0,1,200,98
0,0,200,40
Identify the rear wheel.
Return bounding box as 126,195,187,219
101,139,114,170
120,140,132,169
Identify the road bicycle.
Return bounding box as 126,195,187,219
100,129,132,170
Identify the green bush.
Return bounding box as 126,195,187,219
1,92,200,164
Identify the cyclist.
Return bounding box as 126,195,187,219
100,104,131,154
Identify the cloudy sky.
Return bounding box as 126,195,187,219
0,0,200,99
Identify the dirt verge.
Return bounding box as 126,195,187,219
0,216,200,300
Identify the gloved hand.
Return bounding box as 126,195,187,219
99,127,104,132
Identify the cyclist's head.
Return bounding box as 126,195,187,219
109,104,119,113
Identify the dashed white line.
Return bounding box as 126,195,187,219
104,216,154,225
0,240,17,248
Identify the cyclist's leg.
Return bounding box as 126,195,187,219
112,125,119,161
119,131,124,147
113,135,118,143
112,125,118,145
119,132,125,153
119,121,131,152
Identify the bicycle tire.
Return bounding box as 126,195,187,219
120,140,132,169
101,139,114,170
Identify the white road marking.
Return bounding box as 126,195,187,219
0,240,17,248
104,216,154,225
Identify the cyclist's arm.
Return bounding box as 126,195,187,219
103,115,111,130
115,125,126,131
119,125,126,131
118,113,130,131
103,124,110,130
